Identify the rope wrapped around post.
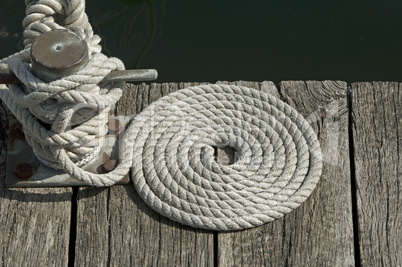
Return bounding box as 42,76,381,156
0,0,323,230
0,0,128,186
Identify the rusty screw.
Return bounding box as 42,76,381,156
14,162,33,180
101,152,117,173
108,118,124,135
102,158,117,173
101,153,129,183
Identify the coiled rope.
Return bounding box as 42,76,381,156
130,85,322,230
0,0,322,230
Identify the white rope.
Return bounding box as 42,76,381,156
0,0,323,230
130,84,322,230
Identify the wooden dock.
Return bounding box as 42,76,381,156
0,80,400,266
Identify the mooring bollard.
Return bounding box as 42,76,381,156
3,29,158,188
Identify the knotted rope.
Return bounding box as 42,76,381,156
0,0,322,230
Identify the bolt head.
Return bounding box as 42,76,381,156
108,118,124,135
102,158,117,173
14,162,33,180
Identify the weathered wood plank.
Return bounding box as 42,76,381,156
74,82,214,267
218,81,355,266
0,105,72,267
352,82,401,266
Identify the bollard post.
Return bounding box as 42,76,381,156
4,30,144,187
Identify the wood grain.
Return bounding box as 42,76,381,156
74,82,214,267
2,80,399,265
217,81,355,266
0,104,72,267
352,82,401,266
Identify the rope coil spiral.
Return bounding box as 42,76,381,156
130,84,322,230
0,0,323,230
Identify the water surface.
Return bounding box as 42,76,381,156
1,0,401,83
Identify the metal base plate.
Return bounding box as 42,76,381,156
5,116,130,187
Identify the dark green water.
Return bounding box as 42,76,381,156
1,0,402,83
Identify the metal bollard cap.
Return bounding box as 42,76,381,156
30,29,89,82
